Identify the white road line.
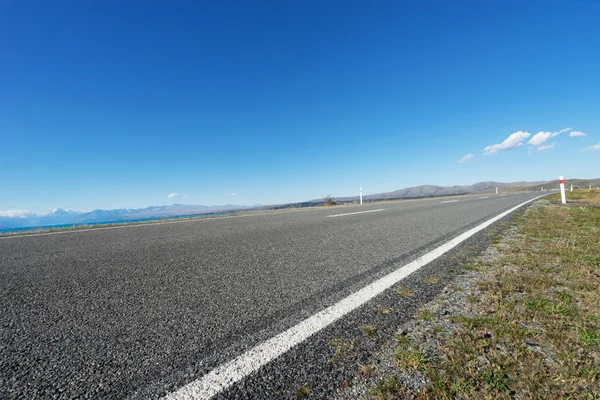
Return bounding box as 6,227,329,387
440,200,459,204
162,194,547,400
479,196,489,199
326,209,385,218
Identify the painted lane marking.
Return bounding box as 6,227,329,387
479,196,489,199
326,209,385,218
440,200,459,204
162,194,547,400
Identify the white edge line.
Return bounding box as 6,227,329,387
163,194,547,400
440,200,459,204
479,196,489,199
326,209,385,218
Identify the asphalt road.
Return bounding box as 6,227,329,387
0,192,544,399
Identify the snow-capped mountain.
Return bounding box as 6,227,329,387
0,204,249,230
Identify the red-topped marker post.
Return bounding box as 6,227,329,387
559,176,566,204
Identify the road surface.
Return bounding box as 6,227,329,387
0,192,544,399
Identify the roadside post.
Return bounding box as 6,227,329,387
496,187,498,195
360,188,363,205
570,185,573,192
560,176,566,204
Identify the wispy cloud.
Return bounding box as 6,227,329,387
167,193,180,198
483,131,530,155
537,143,555,152
570,130,586,137
584,143,600,152
457,154,475,164
226,193,236,196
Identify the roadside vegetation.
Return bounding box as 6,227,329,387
365,189,600,399
324,195,338,206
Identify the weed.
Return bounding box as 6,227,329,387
358,363,376,377
481,367,512,394
395,286,414,298
417,308,434,321
423,276,441,285
377,306,395,315
394,334,410,347
579,328,600,346
296,384,312,399
329,338,356,365
394,348,432,372
360,324,377,337
324,195,337,206
370,375,403,399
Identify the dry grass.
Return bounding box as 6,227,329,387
371,190,600,398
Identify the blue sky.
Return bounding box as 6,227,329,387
1,0,599,213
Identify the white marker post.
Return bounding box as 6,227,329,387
560,176,566,204
541,187,543,192
360,188,363,205
496,187,498,195
570,184,573,192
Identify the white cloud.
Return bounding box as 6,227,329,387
537,143,555,152
226,193,236,196
167,193,180,198
483,131,530,155
528,127,572,147
457,154,475,164
0,209,36,218
570,130,586,137
528,131,553,146
584,143,600,152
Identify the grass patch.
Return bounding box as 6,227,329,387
296,384,312,398
394,347,432,372
462,263,484,272
377,306,395,315
329,338,356,365
370,375,403,399
417,308,434,321
394,286,414,298
423,276,441,285
360,324,378,337
394,334,410,347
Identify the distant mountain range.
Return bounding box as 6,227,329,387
263,178,600,210
0,204,249,230
2,178,598,231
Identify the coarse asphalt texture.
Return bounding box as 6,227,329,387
0,192,544,399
